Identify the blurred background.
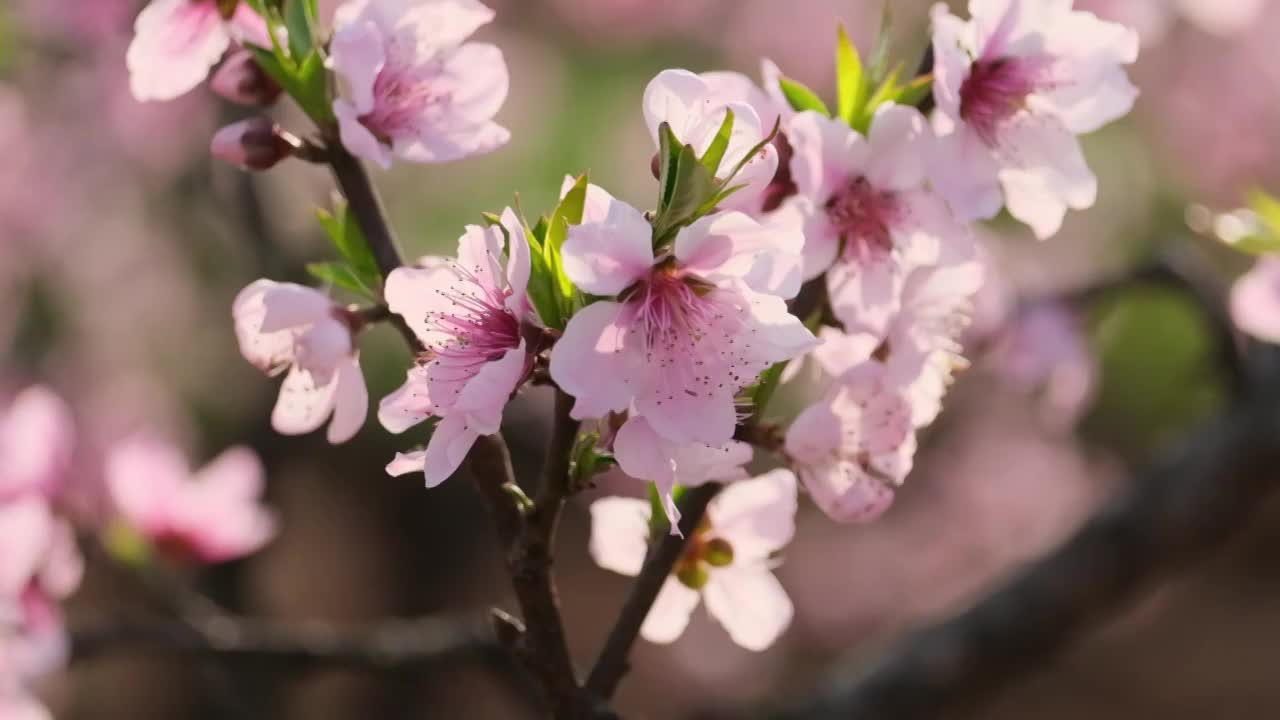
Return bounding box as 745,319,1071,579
3,0,1279,717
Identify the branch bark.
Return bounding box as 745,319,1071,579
768,346,1280,720
585,483,723,706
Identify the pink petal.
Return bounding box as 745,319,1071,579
703,565,793,651
388,0,495,48
588,496,651,577
785,110,870,201
549,301,636,419
328,19,385,115
996,117,1096,239
1231,257,1280,342
0,499,53,597
334,100,394,169
386,450,427,477
258,283,334,332
674,211,803,299
0,387,74,499
271,366,340,437
422,415,481,488
325,356,369,444
864,104,931,192
639,577,701,644
126,0,231,102
929,122,1004,222
613,416,678,492
642,69,712,148
384,264,464,347
38,520,84,600
560,190,654,296
451,341,528,435
501,207,531,316
232,279,297,372
378,366,434,434
105,436,187,535
708,469,797,561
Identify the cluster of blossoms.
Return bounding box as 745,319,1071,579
135,0,1137,652
0,387,275,717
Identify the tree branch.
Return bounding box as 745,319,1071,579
768,345,1280,720
72,613,502,670
584,483,723,706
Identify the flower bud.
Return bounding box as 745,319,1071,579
703,538,734,567
212,51,282,107
676,562,709,590
210,117,296,171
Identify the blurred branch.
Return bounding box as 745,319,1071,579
585,483,722,709
72,613,501,670
767,336,1280,719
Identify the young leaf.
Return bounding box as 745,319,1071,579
657,122,683,210
307,261,375,298
854,64,903,133
836,24,869,126
700,108,735,176
895,73,934,109
778,77,831,117
317,202,381,291
285,0,316,61
543,174,589,299
653,141,718,243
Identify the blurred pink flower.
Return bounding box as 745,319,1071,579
0,388,75,502
105,436,276,564
987,301,1097,430
549,182,813,450
547,0,716,45
782,105,966,329
127,0,269,102
930,0,1139,238
1,587,73,720
329,0,510,168
380,209,531,486
1230,256,1280,343
589,469,797,650
0,500,82,605
1080,0,1264,46
612,416,752,529
233,280,368,444
643,70,778,214
785,364,915,523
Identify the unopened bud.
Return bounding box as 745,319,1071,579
212,51,282,107
676,561,709,590
703,538,734,567
210,117,297,171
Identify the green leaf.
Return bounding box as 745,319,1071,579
749,361,787,424
285,0,316,61
778,77,831,117
854,64,903,134
249,46,332,124
541,174,588,302
894,73,934,109
317,202,380,289
835,24,868,126
518,211,566,329
1249,189,1280,236
307,261,375,298
653,141,718,243
700,108,735,176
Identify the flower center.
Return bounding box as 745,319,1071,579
620,267,757,404
959,56,1045,146
422,263,521,367
826,177,899,263
674,519,734,589
360,44,452,144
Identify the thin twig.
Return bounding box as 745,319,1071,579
767,345,1280,720
584,483,723,705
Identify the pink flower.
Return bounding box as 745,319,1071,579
812,261,982,429
127,0,269,102
378,209,532,486
329,0,510,169
643,69,779,213
0,588,73,720
785,364,916,523
549,182,814,454
0,499,81,606
1079,0,1264,45
589,469,797,650
781,105,968,330
1231,256,1280,342
105,436,276,564
0,388,74,501
611,415,752,529
987,301,1096,429
233,280,369,444
930,0,1139,239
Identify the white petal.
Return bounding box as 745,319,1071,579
639,577,701,644
708,469,797,561
271,366,339,437
386,450,427,477
588,496,651,577
326,356,369,444
703,566,792,651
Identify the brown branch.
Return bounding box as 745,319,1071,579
768,345,1280,720
584,483,723,707
470,392,583,718
72,613,501,670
